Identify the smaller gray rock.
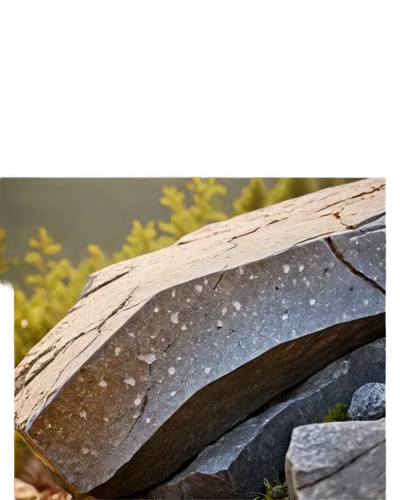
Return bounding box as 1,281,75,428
349,382,385,421
285,419,386,500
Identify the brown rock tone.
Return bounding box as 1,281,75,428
14,178,386,498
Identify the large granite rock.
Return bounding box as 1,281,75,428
285,419,386,499
146,338,385,499
14,179,386,498
348,382,386,421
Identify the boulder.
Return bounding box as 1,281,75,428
14,178,386,498
348,382,386,421
285,419,386,499
146,338,385,499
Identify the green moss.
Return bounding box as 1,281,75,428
323,402,349,422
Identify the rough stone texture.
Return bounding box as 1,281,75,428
14,178,386,498
146,338,385,499
285,419,386,500
348,382,386,421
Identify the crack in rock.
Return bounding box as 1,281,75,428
80,270,131,299
97,295,133,332
326,237,385,295
228,226,261,242
315,184,385,216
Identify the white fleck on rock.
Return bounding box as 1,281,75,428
124,377,136,387
282,313,288,320
299,265,305,272
99,379,107,388
309,299,316,305
154,307,159,313
146,418,151,424
363,299,369,306
239,266,244,275
150,335,156,339
181,324,187,331
222,307,228,316
305,280,310,286
177,356,182,361
170,391,177,397
282,264,290,274
90,450,98,457
204,367,211,374
233,301,241,311
81,447,90,455
79,411,87,420
46,423,52,429
134,397,142,406
186,298,191,303
249,275,255,280
168,367,176,376
217,320,223,328
252,311,258,316
128,332,136,338
161,338,165,342
171,312,179,324
103,417,109,424
172,289,176,298
115,347,121,357
138,353,157,365
195,284,203,293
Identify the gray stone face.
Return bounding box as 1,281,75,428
146,338,385,500
14,179,386,498
285,419,386,500
349,382,386,421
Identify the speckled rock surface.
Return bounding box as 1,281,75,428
348,382,386,421
146,338,385,500
285,419,386,500
14,178,386,498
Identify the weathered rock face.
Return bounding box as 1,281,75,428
14,179,386,498
146,338,385,499
348,382,386,421
285,419,386,500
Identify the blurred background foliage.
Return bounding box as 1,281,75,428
1,177,354,477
